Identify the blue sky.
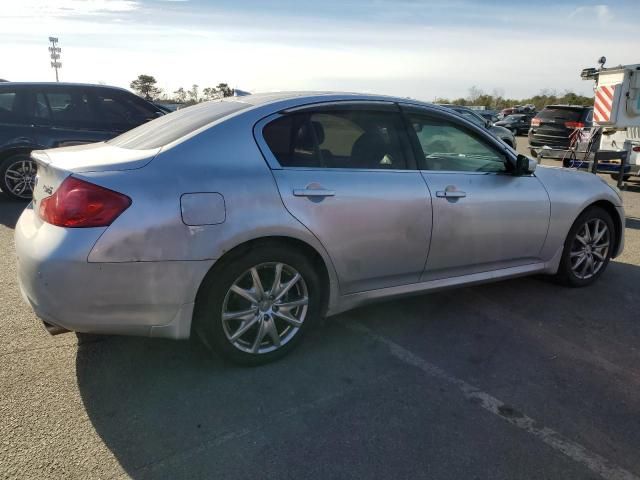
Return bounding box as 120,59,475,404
1,0,639,101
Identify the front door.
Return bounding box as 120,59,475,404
259,103,432,294
402,106,550,281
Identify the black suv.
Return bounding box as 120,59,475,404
0,82,164,200
528,105,593,158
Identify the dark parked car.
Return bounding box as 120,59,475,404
528,105,593,158
494,114,535,136
0,82,164,200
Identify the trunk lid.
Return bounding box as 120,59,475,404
31,142,159,211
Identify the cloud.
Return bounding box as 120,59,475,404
569,4,614,23
4,0,139,18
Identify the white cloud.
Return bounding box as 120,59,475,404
569,4,614,24
3,0,139,18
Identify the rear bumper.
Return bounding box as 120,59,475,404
15,207,214,339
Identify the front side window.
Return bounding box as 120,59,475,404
262,108,410,170
408,115,507,173
95,91,156,129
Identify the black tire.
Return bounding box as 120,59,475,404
529,149,538,158
193,243,323,366
0,153,36,201
610,173,631,182
554,206,615,287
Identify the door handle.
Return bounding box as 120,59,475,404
293,188,335,197
436,190,466,198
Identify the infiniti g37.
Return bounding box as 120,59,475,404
15,93,624,365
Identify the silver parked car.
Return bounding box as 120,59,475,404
15,92,625,365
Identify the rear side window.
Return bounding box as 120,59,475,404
35,90,100,128
108,100,249,149
0,91,28,125
263,109,410,170
0,92,16,113
536,107,583,122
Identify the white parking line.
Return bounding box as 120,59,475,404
348,322,640,480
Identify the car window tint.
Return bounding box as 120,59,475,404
108,100,249,149
263,109,409,170
0,92,16,112
95,92,156,128
39,90,97,127
409,115,506,173
536,107,583,122
0,92,18,123
34,93,52,120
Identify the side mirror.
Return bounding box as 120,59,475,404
515,154,537,175
485,119,492,128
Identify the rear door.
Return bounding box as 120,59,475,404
32,86,113,148
257,102,432,294
402,105,550,281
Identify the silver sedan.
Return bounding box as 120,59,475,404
15,92,625,365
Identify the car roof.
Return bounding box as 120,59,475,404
544,104,592,110
0,82,133,94
230,91,427,107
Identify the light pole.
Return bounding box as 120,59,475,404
48,37,61,82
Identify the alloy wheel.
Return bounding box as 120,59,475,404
221,262,309,354
4,159,36,199
569,218,610,280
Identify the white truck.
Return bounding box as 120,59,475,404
581,60,640,181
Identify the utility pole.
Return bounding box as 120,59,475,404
48,37,61,82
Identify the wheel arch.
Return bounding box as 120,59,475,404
581,199,623,258
0,146,41,163
193,235,334,335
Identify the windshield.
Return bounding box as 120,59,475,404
454,109,485,127
108,100,250,149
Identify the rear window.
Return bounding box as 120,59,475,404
536,107,584,122
108,100,249,149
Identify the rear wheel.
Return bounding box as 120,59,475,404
194,244,322,365
529,148,538,158
0,153,36,201
554,207,614,287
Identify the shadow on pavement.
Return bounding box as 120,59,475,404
75,259,640,479
0,199,28,229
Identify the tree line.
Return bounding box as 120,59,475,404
130,74,234,104
434,86,594,111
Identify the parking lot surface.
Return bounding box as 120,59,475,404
1,139,639,479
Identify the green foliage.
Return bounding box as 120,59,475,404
435,87,594,111
130,74,162,101
131,75,236,104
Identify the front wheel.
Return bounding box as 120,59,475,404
610,173,631,182
554,207,615,287
0,153,36,201
193,244,323,365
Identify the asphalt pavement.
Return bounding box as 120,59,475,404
1,138,639,479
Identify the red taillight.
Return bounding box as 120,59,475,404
632,146,640,153
39,177,131,228
531,118,540,127
564,121,585,129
